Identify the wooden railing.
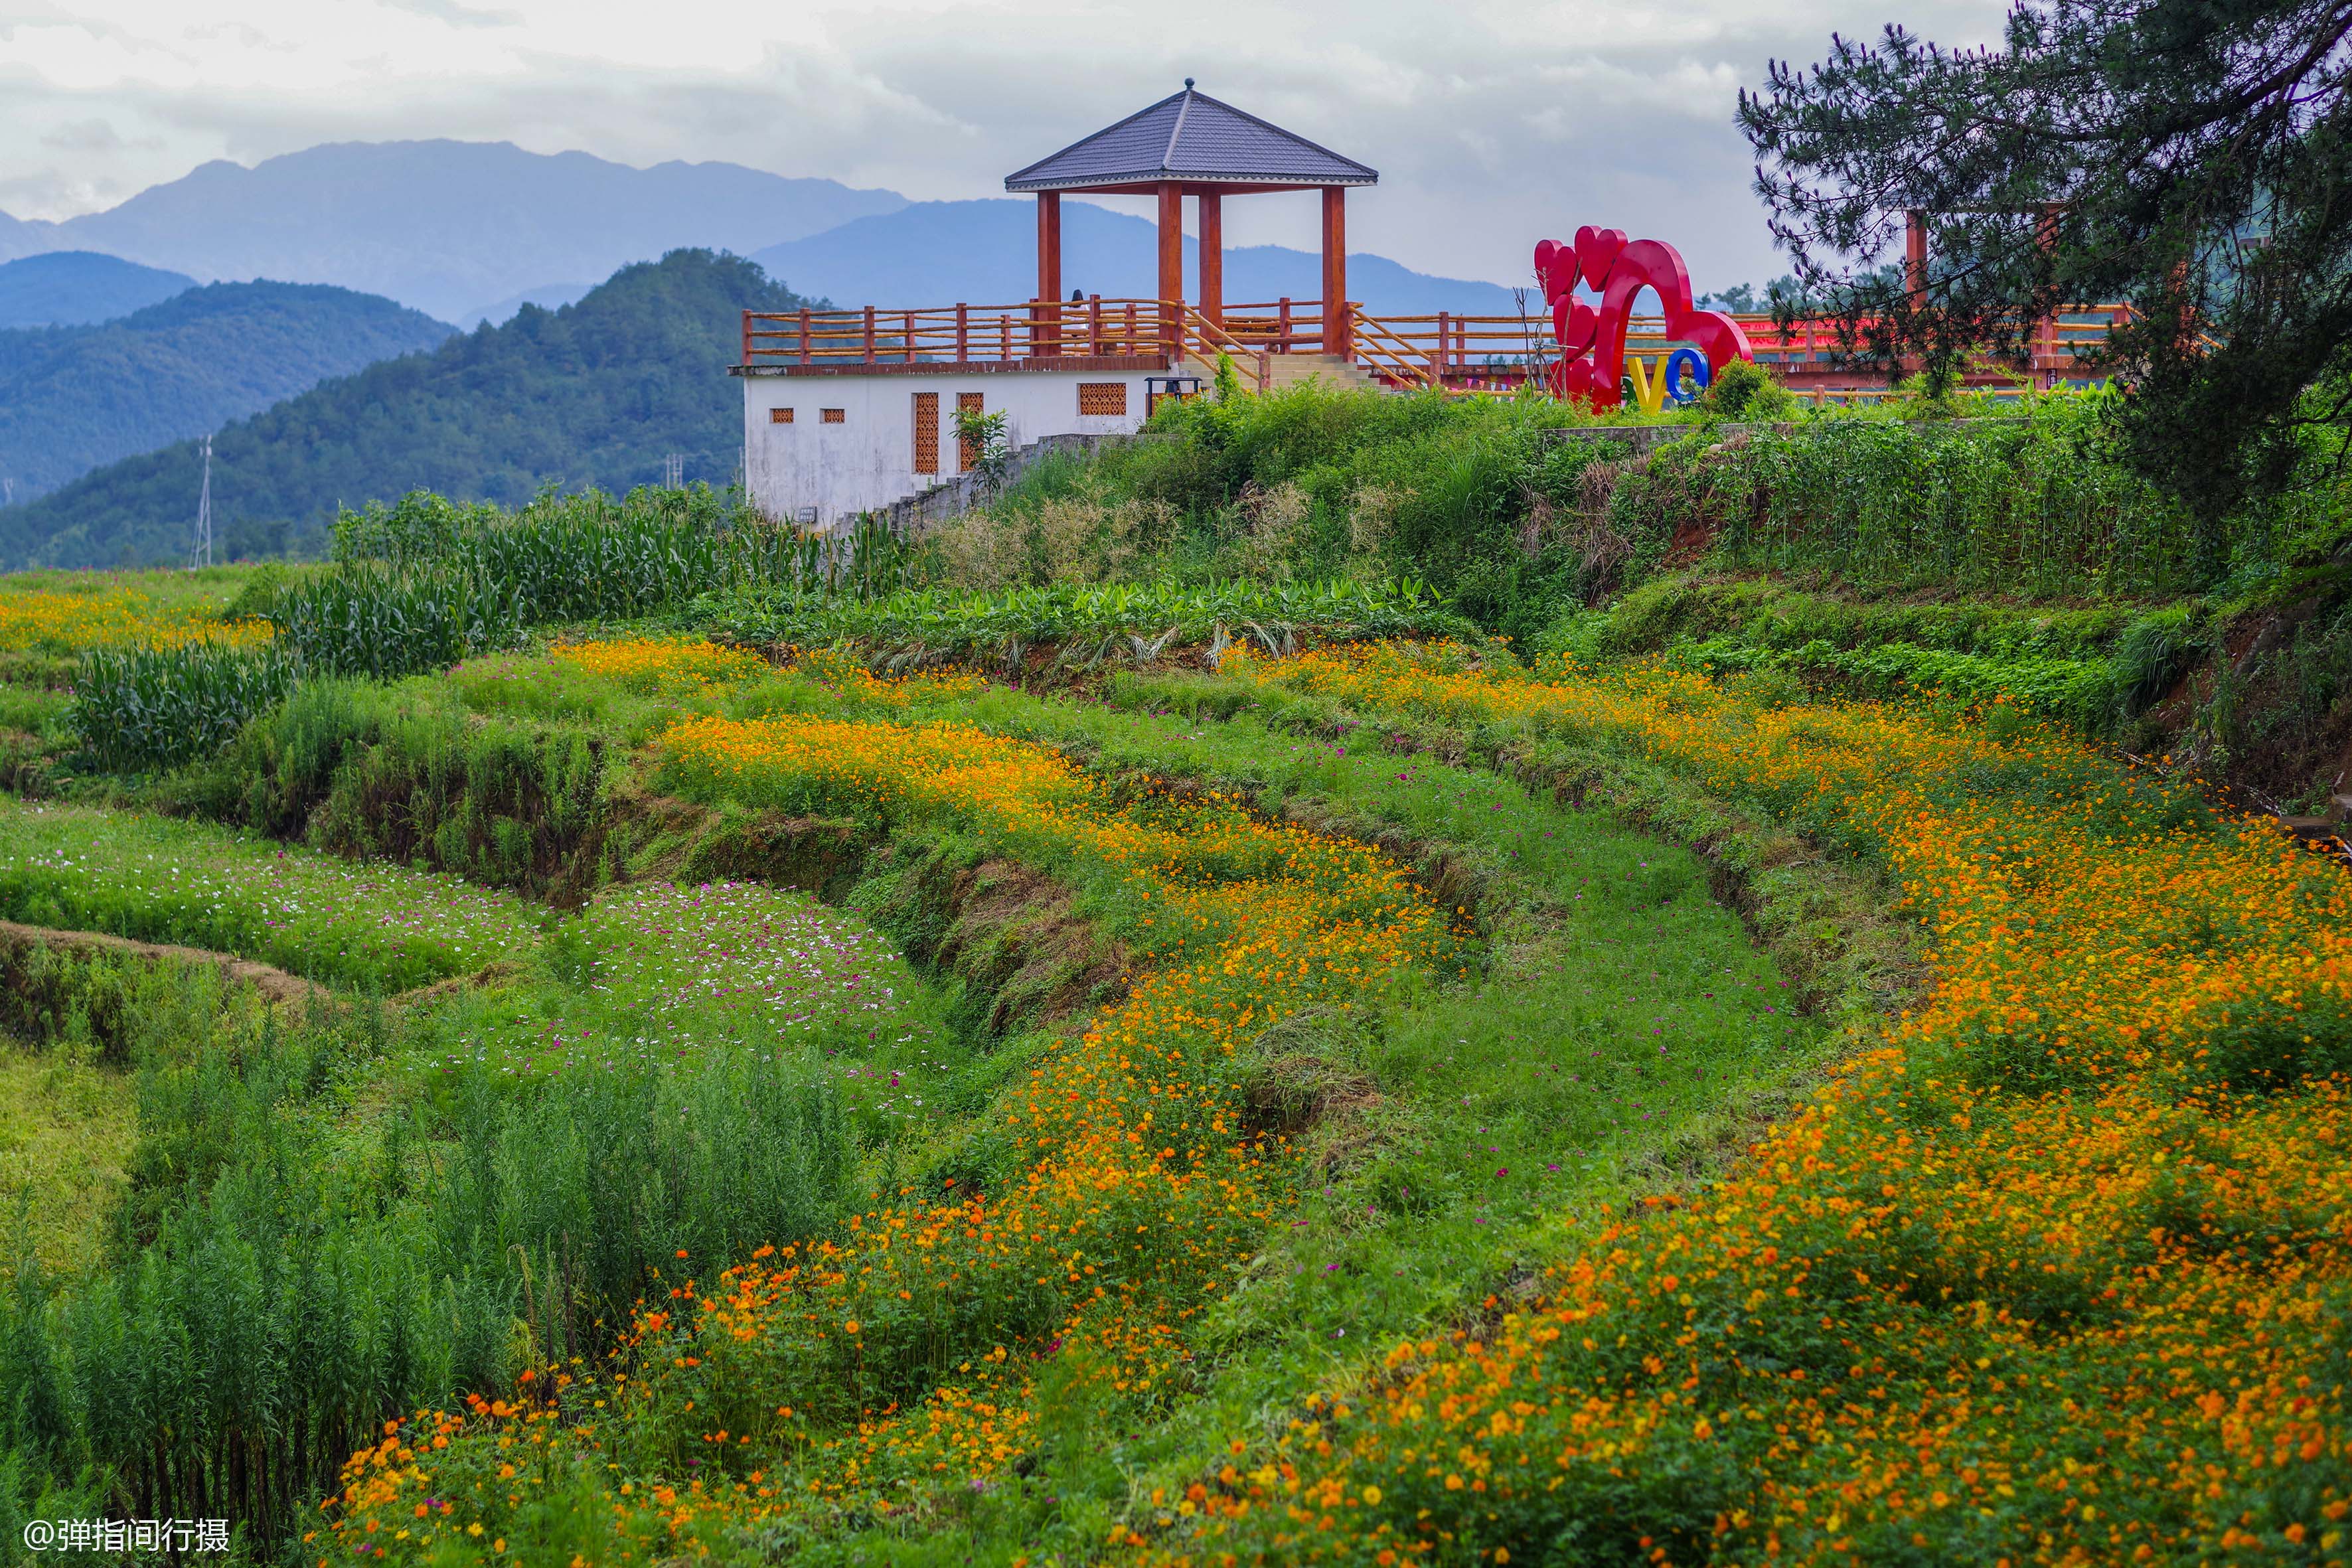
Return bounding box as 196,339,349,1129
742,298,1194,365
741,299,2143,386
1346,310,1438,392
1214,300,1331,356
744,297,1279,390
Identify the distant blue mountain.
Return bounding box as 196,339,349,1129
459,281,597,328
3,141,907,323
0,210,60,266
0,251,196,328
749,199,1522,315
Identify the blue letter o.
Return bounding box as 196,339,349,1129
1664,348,1711,404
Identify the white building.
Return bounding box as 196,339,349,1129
736,356,1172,525
733,82,1379,528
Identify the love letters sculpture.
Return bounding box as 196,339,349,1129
1534,228,1755,410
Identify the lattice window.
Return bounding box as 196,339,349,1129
821,408,846,424
956,392,984,471
911,392,939,475
769,406,795,424
1077,382,1127,417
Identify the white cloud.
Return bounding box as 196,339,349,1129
0,0,2015,289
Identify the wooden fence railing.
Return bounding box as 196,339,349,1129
741,299,2146,385
741,298,1279,391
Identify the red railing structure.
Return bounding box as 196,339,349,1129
740,299,2142,398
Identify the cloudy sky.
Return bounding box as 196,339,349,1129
0,0,2009,291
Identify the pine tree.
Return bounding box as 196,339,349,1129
1739,1,2352,527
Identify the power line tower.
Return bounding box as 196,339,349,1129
663,452,684,489
190,434,213,570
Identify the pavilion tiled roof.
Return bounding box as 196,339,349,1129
1004,83,1377,193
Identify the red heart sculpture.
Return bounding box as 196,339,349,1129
1574,226,1627,291
1540,225,1758,410
1552,297,1598,353
1531,239,1579,305
1547,356,1603,400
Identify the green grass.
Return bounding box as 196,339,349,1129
0,1045,133,1279
0,793,973,1553
0,634,1855,1564
674,663,1829,1391
0,799,540,990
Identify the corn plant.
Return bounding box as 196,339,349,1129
270,562,525,678
68,640,300,771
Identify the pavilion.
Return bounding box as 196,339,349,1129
1004,80,1377,358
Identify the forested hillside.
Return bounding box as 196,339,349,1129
0,281,453,506
0,250,819,568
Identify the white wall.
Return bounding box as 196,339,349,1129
740,368,1158,526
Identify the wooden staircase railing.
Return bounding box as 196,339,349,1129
1346,308,1437,392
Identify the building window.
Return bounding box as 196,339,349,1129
769,406,795,424
821,408,846,424
956,392,984,471
1077,382,1127,416
911,392,939,475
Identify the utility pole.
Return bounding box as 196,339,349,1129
190,434,213,570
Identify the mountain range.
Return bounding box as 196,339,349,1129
0,251,806,569
0,282,455,507
0,141,1523,325
0,141,907,323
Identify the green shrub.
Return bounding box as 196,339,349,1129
1607,404,2219,599
1700,357,1795,421
698,576,1465,671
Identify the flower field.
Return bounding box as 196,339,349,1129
9,568,2351,1566
319,689,1479,1557
244,633,2344,1565
1122,643,2352,1564
0,799,536,990
0,581,274,657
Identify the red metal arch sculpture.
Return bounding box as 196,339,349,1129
1535,226,1753,408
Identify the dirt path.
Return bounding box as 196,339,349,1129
0,919,330,1010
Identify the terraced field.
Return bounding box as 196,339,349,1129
2,430,2347,1565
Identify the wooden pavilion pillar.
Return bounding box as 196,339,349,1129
1035,193,1063,356
1157,179,1184,356
1198,191,1223,327
1322,186,1349,360
1903,209,1926,297
1037,193,1063,299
